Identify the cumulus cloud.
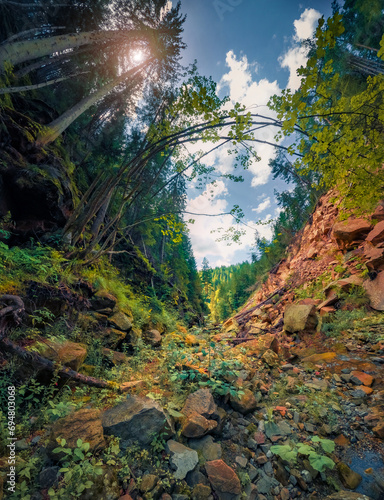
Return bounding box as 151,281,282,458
218,51,281,187
186,181,273,268
252,197,271,213
279,8,321,90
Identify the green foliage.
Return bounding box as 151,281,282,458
48,438,103,499
270,438,335,472
268,11,384,213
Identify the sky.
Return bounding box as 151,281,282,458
175,0,334,269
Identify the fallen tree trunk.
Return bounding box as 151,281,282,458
0,295,119,391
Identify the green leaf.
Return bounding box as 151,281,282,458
76,438,83,448
270,444,298,464
308,452,335,472
311,436,335,453
297,444,314,455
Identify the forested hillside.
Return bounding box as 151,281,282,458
0,1,384,499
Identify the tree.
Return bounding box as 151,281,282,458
201,257,212,299
268,13,384,213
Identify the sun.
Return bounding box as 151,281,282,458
132,50,145,63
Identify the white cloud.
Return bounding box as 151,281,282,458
186,182,273,268
294,8,322,41
279,8,321,90
252,197,271,213
218,51,281,187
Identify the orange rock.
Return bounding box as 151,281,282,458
301,352,337,364
181,412,217,438
333,218,371,247
320,306,336,316
364,271,384,311
373,421,384,439
351,371,374,387
366,220,384,245
205,460,241,498
275,406,287,417
334,434,350,447
355,385,373,395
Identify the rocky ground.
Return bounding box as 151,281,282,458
1,193,384,500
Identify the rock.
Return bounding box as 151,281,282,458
284,304,318,333
181,412,217,438
372,201,384,221
142,329,162,347
102,396,174,448
325,492,372,499
36,339,87,371
108,311,132,331
205,460,241,500
186,469,210,488
350,371,374,387
337,462,362,490
99,328,127,348
364,245,384,271
373,421,384,438
364,272,384,310
167,440,199,480
301,352,337,364
90,290,117,310
188,435,222,462
191,484,212,500
235,456,247,468
47,409,105,460
366,220,384,245
39,466,60,489
102,348,129,365
182,389,217,419
261,349,279,366
337,275,364,292
139,474,158,493
333,218,371,248
229,389,257,415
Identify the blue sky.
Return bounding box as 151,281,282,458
176,0,334,268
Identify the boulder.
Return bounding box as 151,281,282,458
102,348,129,366
36,339,87,371
166,440,199,480
181,412,217,438
108,311,132,331
188,435,222,462
337,462,362,490
284,304,318,333
47,409,105,460
333,218,371,247
191,484,212,500
350,371,374,387
99,328,127,348
229,389,257,415
90,290,117,311
261,349,279,366
366,220,384,245
363,245,384,271
205,460,241,500
102,396,174,448
364,271,384,310
182,389,217,419
142,329,162,347
372,202,384,222
139,474,159,493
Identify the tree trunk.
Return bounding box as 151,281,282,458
36,59,153,146
0,29,146,68
0,71,88,94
